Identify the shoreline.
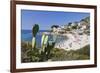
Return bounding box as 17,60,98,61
21,31,90,51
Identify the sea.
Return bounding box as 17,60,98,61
21,30,68,48
21,30,51,48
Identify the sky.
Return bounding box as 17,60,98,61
21,10,90,30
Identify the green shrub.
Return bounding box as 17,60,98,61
51,45,90,61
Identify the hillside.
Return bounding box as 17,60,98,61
53,16,90,50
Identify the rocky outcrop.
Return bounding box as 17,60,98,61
54,33,89,50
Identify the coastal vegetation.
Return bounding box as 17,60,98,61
21,16,90,62
21,24,56,62
21,41,90,62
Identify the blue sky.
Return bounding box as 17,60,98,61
21,10,90,30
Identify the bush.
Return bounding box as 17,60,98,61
51,45,90,61
21,41,90,62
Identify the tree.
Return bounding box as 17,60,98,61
32,24,39,37
71,25,78,29
32,24,39,48
51,25,59,28
67,22,72,26
27,24,40,62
